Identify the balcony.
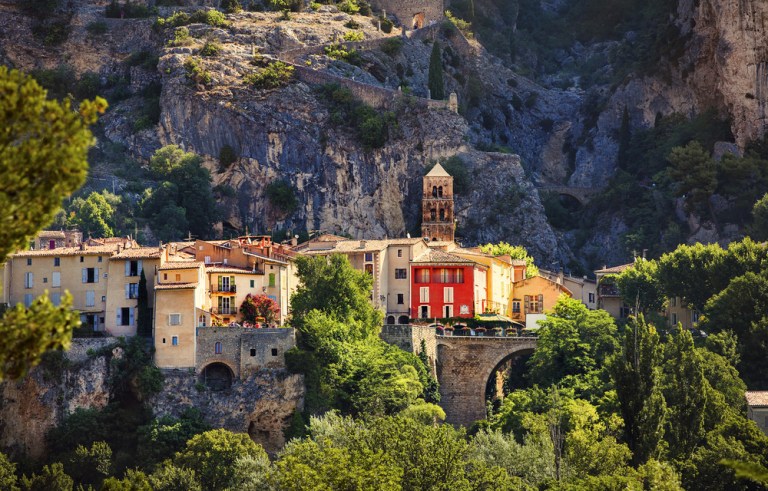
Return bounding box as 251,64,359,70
598,284,620,297
211,307,237,315
212,285,237,294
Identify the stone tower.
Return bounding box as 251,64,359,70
421,163,455,242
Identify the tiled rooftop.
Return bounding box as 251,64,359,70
412,248,480,265
155,282,198,290
746,391,768,407
158,261,203,271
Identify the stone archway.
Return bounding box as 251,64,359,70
201,362,234,391
413,12,425,29
398,315,410,325
435,337,538,425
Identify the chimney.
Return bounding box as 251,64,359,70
117,244,122,254
291,236,298,247
360,240,367,249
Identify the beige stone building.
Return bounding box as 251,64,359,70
746,392,768,435
510,275,572,329
540,269,597,310
106,246,163,337
299,236,429,324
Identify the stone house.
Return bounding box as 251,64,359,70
510,275,572,329
746,391,768,435
540,268,597,310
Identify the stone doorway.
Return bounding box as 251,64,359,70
413,12,425,29
201,362,234,391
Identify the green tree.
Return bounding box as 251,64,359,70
20,463,73,491
148,463,202,491
750,192,768,241
174,429,268,491
0,66,106,261
668,141,718,220
136,408,210,468
615,257,664,313
610,315,667,465
0,293,80,380
657,242,726,311
101,469,152,491
662,329,707,460
136,269,151,337
69,191,115,238
479,241,539,277
66,441,112,488
428,41,445,100
0,452,18,491
527,297,618,400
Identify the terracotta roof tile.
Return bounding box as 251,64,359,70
155,282,198,290
11,244,119,258
746,391,768,406
595,263,633,274
111,247,163,260
412,249,483,266
158,261,203,271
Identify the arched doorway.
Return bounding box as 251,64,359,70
398,315,410,325
201,362,234,391
386,315,396,325
413,12,425,29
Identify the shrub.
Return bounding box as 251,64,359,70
184,57,212,85
324,43,360,64
380,37,403,57
86,21,108,36
105,1,153,18
337,0,359,14
319,84,396,149
265,180,298,214
199,40,222,57
167,26,192,47
219,144,238,170
76,72,101,100
244,61,294,89
345,19,361,29
379,16,393,33
189,9,230,27
155,11,190,28
445,10,473,38
343,30,364,42
309,2,321,11
221,0,242,13
126,50,159,70
32,20,70,46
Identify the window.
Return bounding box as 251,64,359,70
588,292,595,303
50,292,61,306
80,256,84,263
98,256,103,262
117,307,131,326
620,305,631,319
82,268,98,283
419,287,430,303
271,348,278,356
671,313,677,326
24,272,33,289
163,273,168,281
364,264,373,275
102,296,106,302
397,249,403,258
395,268,407,279
175,274,181,282
269,273,276,287
198,314,206,327
430,208,436,220
218,297,232,315
444,287,454,303
126,283,139,299
250,280,255,288
26,258,32,266
54,257,60,267
692,310,700,325
125,260,143,277
364,253,373,262
420,305,429,319
169,313,181,326
432,185,437,197
524,294,544,314
671,297,677,307
397,293,404,305
444,305,453,318
512,301,521,313
84,290,95,307
204,255,211,264
416,269,430,283
250,348,256,357
172,336,178,346
24,294,33,307
439,209,445,221
215,342,222,354
43,277,47,284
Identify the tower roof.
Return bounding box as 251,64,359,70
426,163,451,177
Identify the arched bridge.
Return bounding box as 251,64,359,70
379,325,537,426
436,336,537,425
537,185,602,206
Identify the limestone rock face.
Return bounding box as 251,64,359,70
150,369,304,454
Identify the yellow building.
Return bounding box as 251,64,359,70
540,269,598,310
511,275,572,329
453,248,513,317
153,261,206,369
4,242,127,331
105,246,163,337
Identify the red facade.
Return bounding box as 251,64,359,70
410,264,480,320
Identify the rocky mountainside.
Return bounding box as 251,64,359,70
2,0,767,269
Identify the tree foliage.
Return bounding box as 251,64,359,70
479,241,539,277
614,257,664,313
428,41,445,100
240,294,279,324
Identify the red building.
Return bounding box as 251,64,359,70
410,249,488,320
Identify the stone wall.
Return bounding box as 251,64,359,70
66,338,116,363
379,324,437,374
196,327,295,378
370,0,445,28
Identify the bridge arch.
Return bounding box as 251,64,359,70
435,336,537,425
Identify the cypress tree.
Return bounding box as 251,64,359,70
137,269,151,337
428,42,445,100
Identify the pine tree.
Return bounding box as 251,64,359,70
610,315,667,465
137,269,151,337
428,42,445,101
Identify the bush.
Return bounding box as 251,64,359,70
343,30,364,42
221,0,242,13
265,180,298,214
380,37,403,57
167,26,192,47
126,50,159,70
86,21,108,36
244,61,294,89
199,40,222,57
157,9,230,28
32,20,70,46
184,57,212,85
319,84,397,149
219,144,238,171
324,43,361,64
105,1,153,18
337,0,360,14
379,16,393,33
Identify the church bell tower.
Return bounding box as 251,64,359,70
421,163,455,242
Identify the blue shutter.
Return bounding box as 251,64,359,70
94,268,99,283
116,309,122,325
125,261,130,276
129,308,135,326
82,268,87,283
125,284,130,299
138,260,143,275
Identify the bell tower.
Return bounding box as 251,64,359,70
421,163,455,242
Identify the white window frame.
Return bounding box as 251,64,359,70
169,313,182,326
419,287,430,303
52,271,61,288
444,287,454,303
85,290,95,308
171,336,179,346
24,272,34,289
